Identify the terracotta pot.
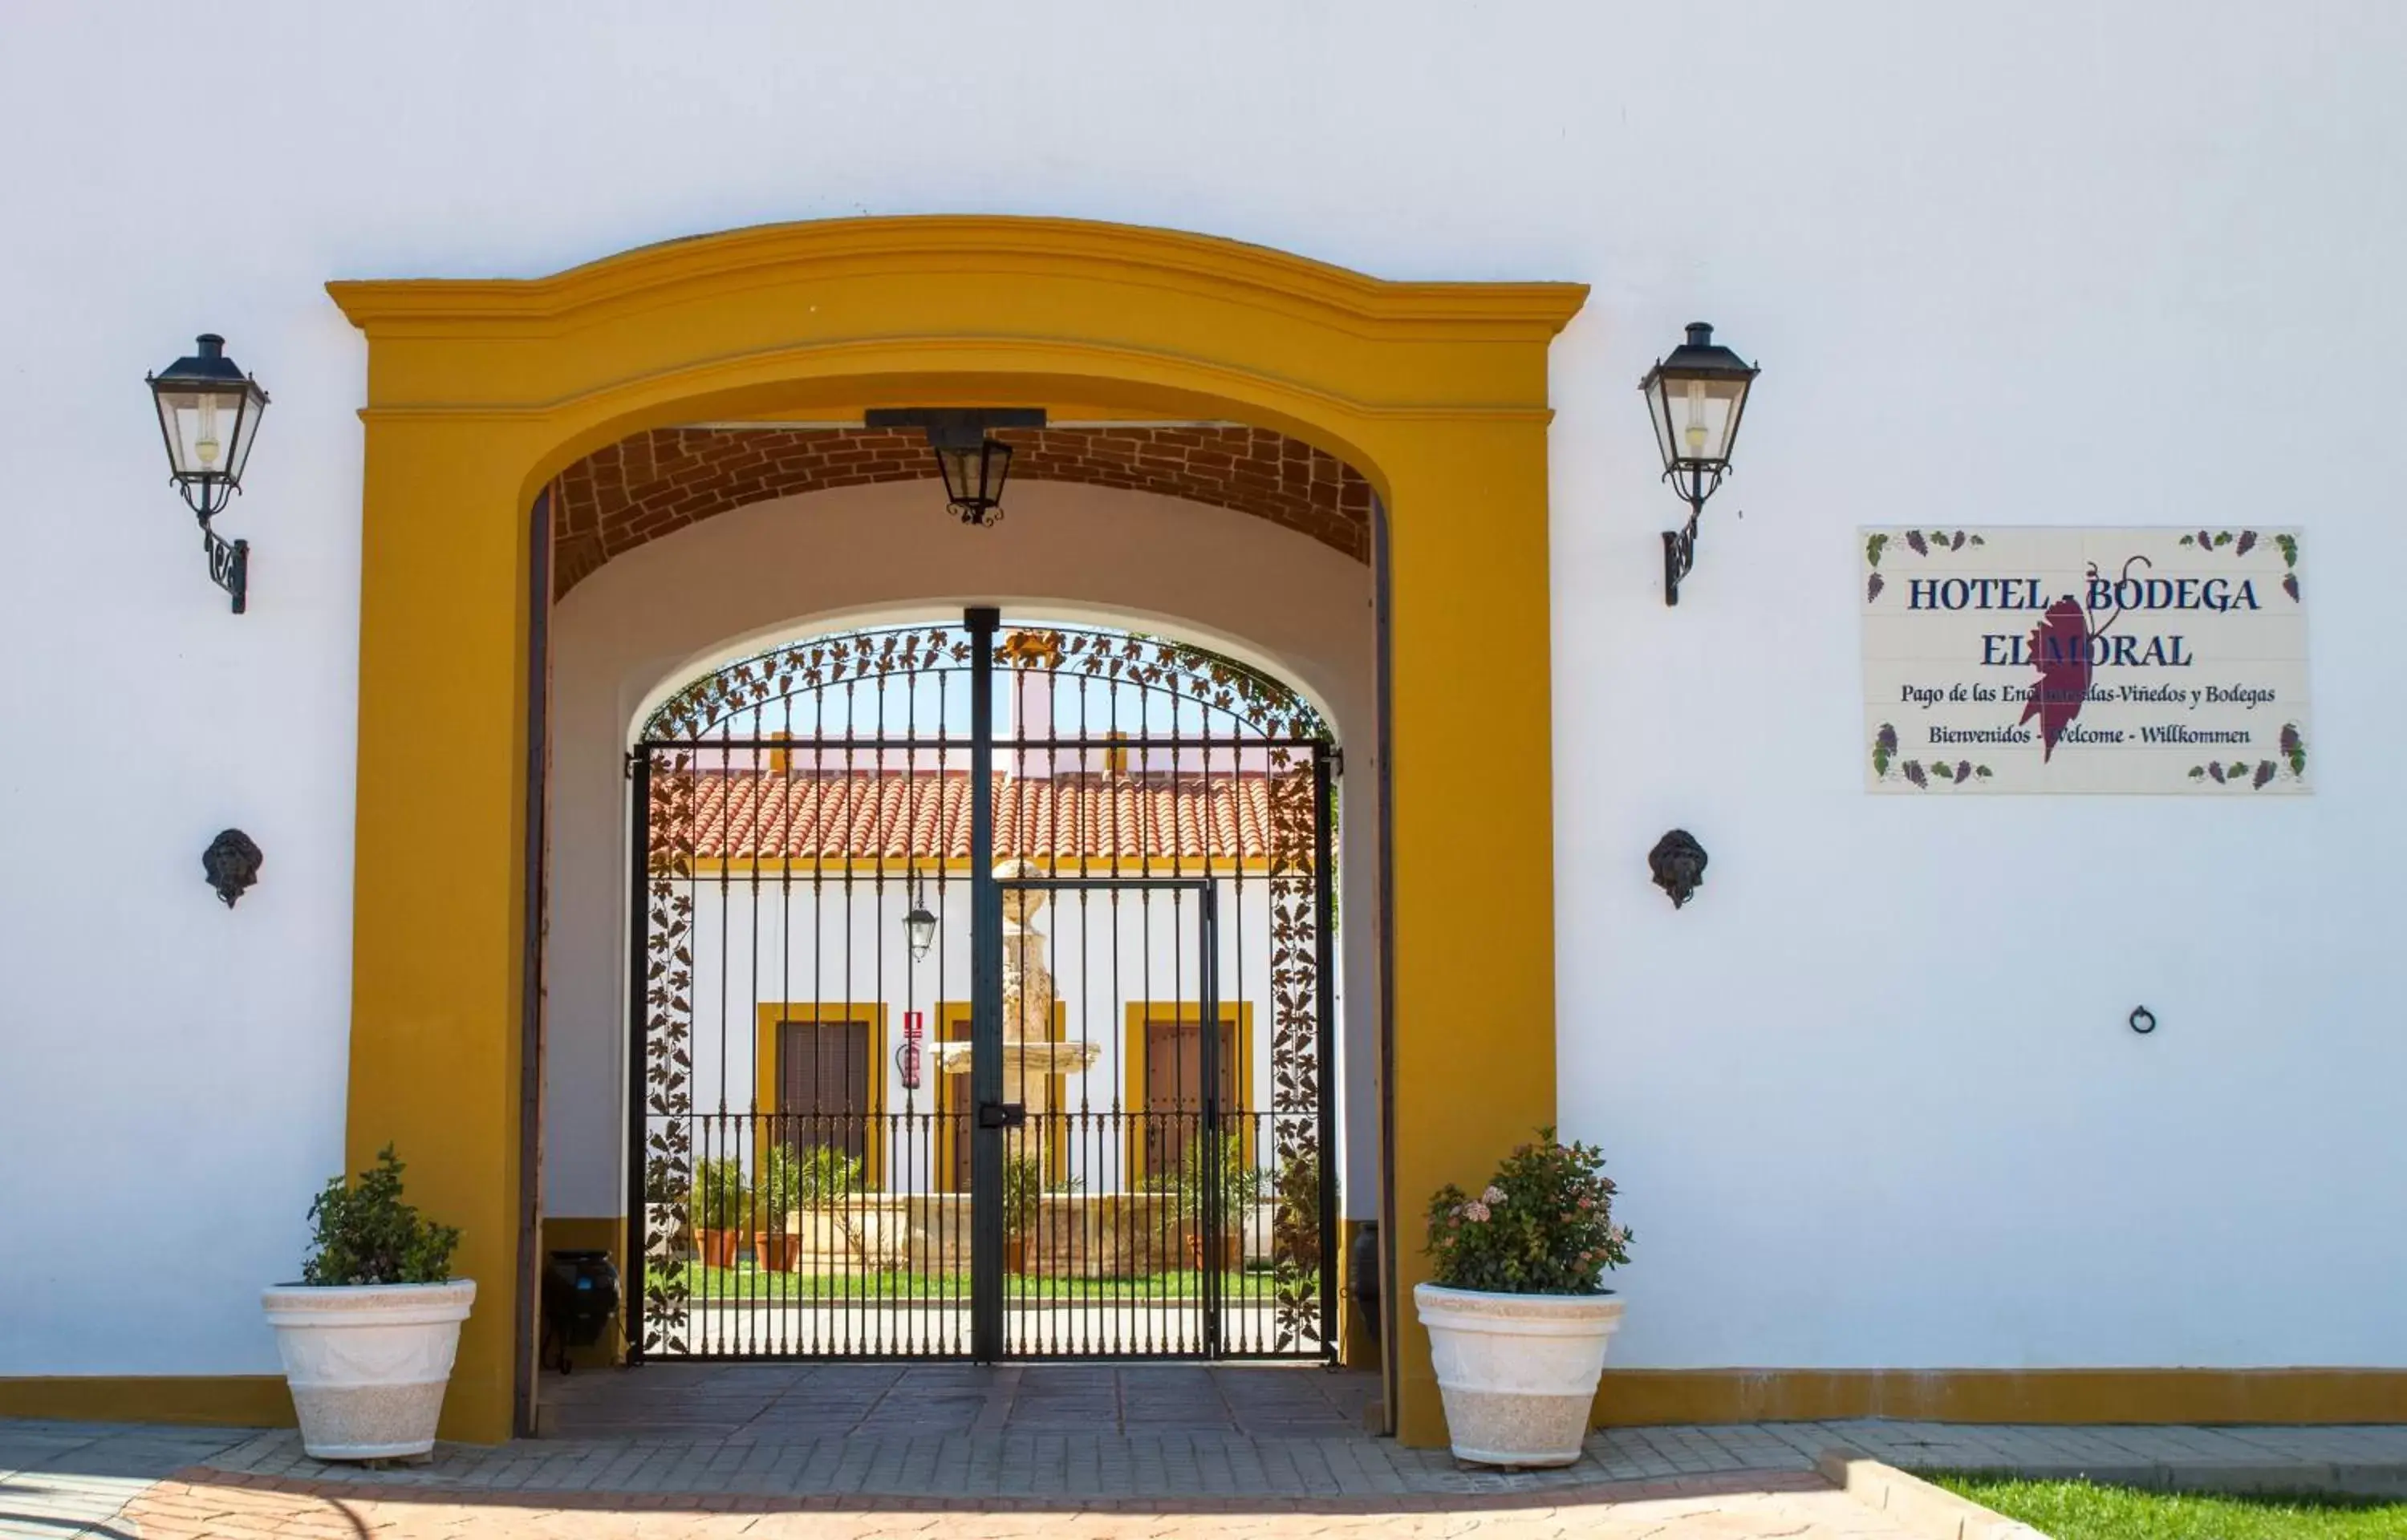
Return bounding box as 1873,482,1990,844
1414,1283,1623,1467
1186,1234,1242,1273
753,1231,801,1272
696,1227,738,1270
1005,1238,1030,1275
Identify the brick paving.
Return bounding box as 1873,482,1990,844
9,1364,2407,1537
119,1469,1928,1539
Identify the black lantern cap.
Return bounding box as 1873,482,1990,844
1652,322,1757,383
153,333,252,390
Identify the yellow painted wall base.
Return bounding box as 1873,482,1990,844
1591,1368,2407,1426
539,1216,628,1371
0,1376,294,1429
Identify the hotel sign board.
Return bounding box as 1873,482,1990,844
1862,527,2309,794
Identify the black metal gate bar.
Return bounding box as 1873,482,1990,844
966,605,1003,1361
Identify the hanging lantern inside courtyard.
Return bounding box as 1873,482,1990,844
1639,322,1759,606
903,882,938,962
863,407,1047,528
930,424,1015,526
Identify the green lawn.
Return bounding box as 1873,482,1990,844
1935,1476,2407,1539
652,1263,1309,1303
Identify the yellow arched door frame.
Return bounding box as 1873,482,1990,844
330,216,1585,1445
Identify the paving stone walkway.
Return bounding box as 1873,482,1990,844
0,1419,257,1539
7,1364,2407,1537
119,1469,1930,1539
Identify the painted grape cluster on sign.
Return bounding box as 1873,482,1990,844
1862,527,2310,796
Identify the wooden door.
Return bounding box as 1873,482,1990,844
779,1019,871,1162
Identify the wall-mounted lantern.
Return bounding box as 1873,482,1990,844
1640,322,1758,606
148,334,269,613
863,407,1047,526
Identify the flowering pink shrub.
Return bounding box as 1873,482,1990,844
1424,1128,1631,1294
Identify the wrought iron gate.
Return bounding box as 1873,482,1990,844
627,608,1336,1361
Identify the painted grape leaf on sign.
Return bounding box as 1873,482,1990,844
2019,597,2091,761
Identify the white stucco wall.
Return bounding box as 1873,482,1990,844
3,1,2404,1380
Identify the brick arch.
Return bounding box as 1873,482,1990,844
551,424,1374,597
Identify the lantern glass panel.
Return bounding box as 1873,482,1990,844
154,378,266,485
1646,371,1750,470
976,438,1014,505
936,442,980,505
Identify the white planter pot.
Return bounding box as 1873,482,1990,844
1415,1282,1623,1467
261,1279,476,1460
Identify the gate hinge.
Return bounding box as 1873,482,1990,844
1329,748,1345,779
623,752,638,780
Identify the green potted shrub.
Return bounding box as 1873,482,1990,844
1001,1149,1082,1275
1415,1129,1634,1467
1171,1131,1263,1274
690,1155,749,1270
753,1146,801,1272
259,1146,471,1461
760,1144,859,1271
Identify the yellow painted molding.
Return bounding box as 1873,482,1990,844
0,1376,294,1429
753,1003,888,1189
327,216,1588,341
337,213,1579,1448
1590,1368,2407,1426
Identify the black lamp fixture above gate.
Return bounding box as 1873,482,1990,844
863,407,1048,526
148,334,269,613
1640,322,1759,606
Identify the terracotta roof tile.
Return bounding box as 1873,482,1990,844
666,770,1300,864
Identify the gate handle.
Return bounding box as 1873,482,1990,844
977,1101,1027,1130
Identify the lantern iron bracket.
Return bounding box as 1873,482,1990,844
201,519,249,614
1659,462,1728,607
1662,497,1703,608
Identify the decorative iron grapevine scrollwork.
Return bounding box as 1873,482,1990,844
1042,628,1329,742
639,749,698,1355
645,622,1328,745
1264,752,1324,1352
644,625,972,741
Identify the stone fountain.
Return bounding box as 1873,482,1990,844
932,861,1103,1110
